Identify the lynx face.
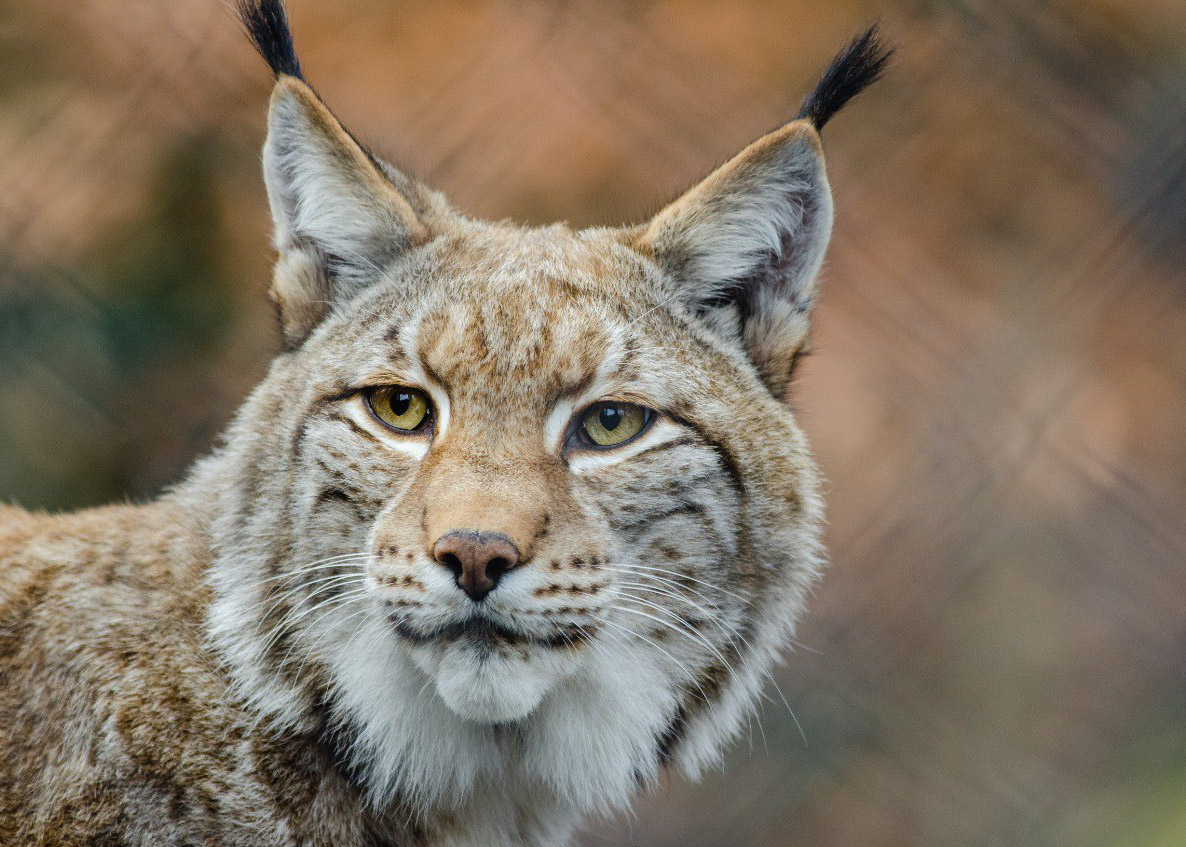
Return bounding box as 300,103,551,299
263,225,806,730
204,3,888,822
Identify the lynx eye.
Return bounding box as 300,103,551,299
578,402,651,448
364,386,431,433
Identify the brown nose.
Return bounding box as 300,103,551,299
432,531,521,602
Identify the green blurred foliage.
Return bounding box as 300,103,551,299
0,138,239,509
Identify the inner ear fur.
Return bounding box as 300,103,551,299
270,245,330,349
633,120,833,399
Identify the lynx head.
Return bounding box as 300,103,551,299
205,0,889,818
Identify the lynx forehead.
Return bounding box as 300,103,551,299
0,2,890,844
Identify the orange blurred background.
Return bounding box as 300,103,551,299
2,1,1185,844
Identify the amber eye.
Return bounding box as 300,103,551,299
578,402,650,448
364,386,431,433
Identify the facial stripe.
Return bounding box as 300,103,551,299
665,410,747,503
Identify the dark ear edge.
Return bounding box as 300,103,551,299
236,0,304,81
797,23,894,130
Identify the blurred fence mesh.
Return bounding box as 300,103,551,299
2,0,1185,844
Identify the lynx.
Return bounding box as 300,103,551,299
0,2,890,844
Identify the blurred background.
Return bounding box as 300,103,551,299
1,0,1185,843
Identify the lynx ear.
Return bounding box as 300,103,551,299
635,121,832,398
262,77,429,346
635,26,890,397
239,0,434,346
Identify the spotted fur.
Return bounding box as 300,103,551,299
0,4,889,844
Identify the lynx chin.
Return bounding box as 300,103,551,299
0,3,890,844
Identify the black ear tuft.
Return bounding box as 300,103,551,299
797,24,893,130
237,0,303,80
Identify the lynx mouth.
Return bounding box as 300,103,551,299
389,614,593,651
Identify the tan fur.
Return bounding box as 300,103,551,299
0,22,854,846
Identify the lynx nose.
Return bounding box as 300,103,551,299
432,531,521,602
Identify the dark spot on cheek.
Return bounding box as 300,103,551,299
384,598,425,610
376,572,425,591
532,582,605,598
317,488,355,507
533,513,551,544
